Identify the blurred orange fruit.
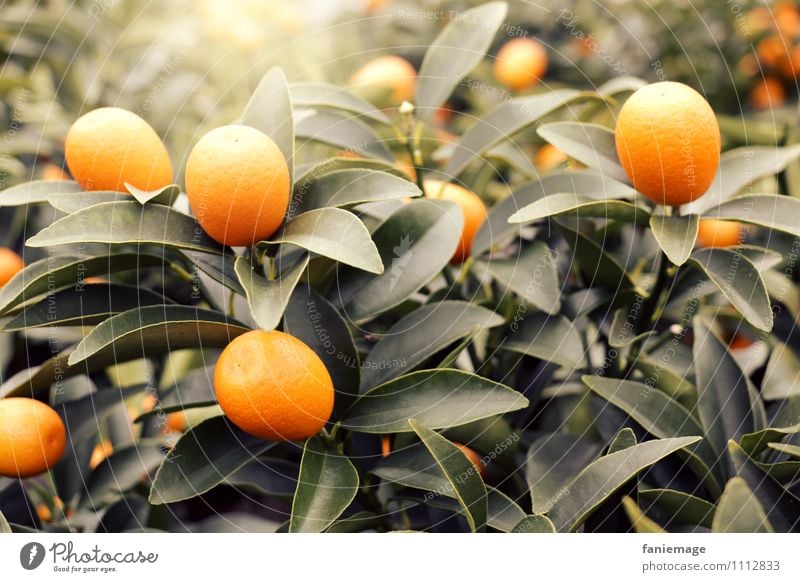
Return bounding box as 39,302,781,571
750,77,786,110
696,219,742,248
0,398,67,478
493,37,548,92
214,330,334,441
424,179,487,264
0,248,24,287
350,55,416,103
65,107,173,192
535,144,568,172
615,82,720,206
89,439,113,469
185,125,291,247
454,443,485,477
41,163,70,181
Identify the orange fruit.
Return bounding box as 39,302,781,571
65,107,173,192
214,330,334,441
775,1,800,36
424,180,487,264
89,439,113,469
185,125,291,247
728,333,754,350
756,35,787,70
165,411,186,433
750,77,787,110
36,503,52,522
454,443,485,477
493,38,548,92
614,82,720,206
535,144,568,172
0,248,24,287
381,435,392,458
696,219,742,248
41,163,70,181
0,398,67,478
350,55,416,103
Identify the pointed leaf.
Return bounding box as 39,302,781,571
0,179,80,206
712,477,773,533
83,440,164,507
295,110,392,161
47,191,128,213
650,214,699,266
509,193,648,225
621,497,666,533
289,436,359,533
234,255,308,331
499,312,584,369
511,515,556,533
340,369,528,434
124,183,181,206
703,194,800,239
639,488,715,528
291,82,390,125
483,242,561,315
537,122,627,182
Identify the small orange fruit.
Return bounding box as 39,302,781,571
775,1,800,36
0,398,67,478
454,443,485,477
41,163,70,181
750,77,787,110
615,82,720,206
65,107,173,192
0,248,24,287
381,435,392,458
424,180,487,264
535,144,568,172
36,503,52,522
696,219,742,248
756,36,786,70
89,439,113,469
728,333,754,350
214,330,334,441
350,55,416,103
185,125,291,247
493,38,548,92
165,411,186,433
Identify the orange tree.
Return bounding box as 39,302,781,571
2,1,800,533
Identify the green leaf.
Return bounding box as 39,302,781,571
284,284,360,417
295,110,392,161
693,318,765,464
483,242,561,315
124,183,181,206
686,145,800,214
409,419,487,532
138,365,216,419
729,440,800,532
621,497,666,533
608,427,638,453
739,424,800,457
0,179,80,206
340,369,528,434
598,76,647,96
547,436,701,532
336,200,463,321
291,82,390,125
0,510,10,533
511,515,556,533
242,67,294,184
26,201,226,255
83,440,164,507
768,443,800,458
68,305,250,367
149,416,274,504
509,193,648,225
689,249,772,332
703,194,800,239
47,190,128,213
264,207,382,274
499,312,585,370
361,301,503,390
583,375,722,494
537,122,628,182
227,458,300,497
444,90,588,178
288,169,420,218
0,253,165,315
712,477,773,533
472,170,635,256
234,255,308,331
294,158,410,189
526,434,601,513
649,214,699,266
638,488,715,528
414,1,508,120
486,141,538,178
608,308,656,348
289,436,359,533
2,284,167,331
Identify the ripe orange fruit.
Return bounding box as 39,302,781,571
65,107,173,192
728,333,754,350
493,38,548,92
775,1,800,36
214,330,334,441
41,163,70,181
424,180,487,264
0,398,67,478
756,36,786,70
165,411,186,433
36,503,52,522
535,144,568,172
0,248,24,287
381,435,392,458
350,55,416,103
89,439,113,469
750,77,787,110
615,82,720,206
454,443,485,477
185,125,291,247
696,219,742,248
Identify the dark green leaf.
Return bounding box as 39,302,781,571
638,488,715,528
234,254,308,331
712,477,773,533
537,122,627,182
704,194,800,239
649,214,699,266
511,515,556,533
509,193,648,225
227,458,299,497
0,179,80,206
83,440,164,507
499,312,585,369
483,242,561,315
289,436,358,533
608,427,637,453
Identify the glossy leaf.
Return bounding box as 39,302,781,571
499,312,585,369
149,416,274,504
234,254,308,331
712,477,773,533
484,242,561,315
547,436,701,532
361,301,504,390
289,436,359,533
415,1,507,120
340,369,528,434
649,214,699,266
537,122,627,182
